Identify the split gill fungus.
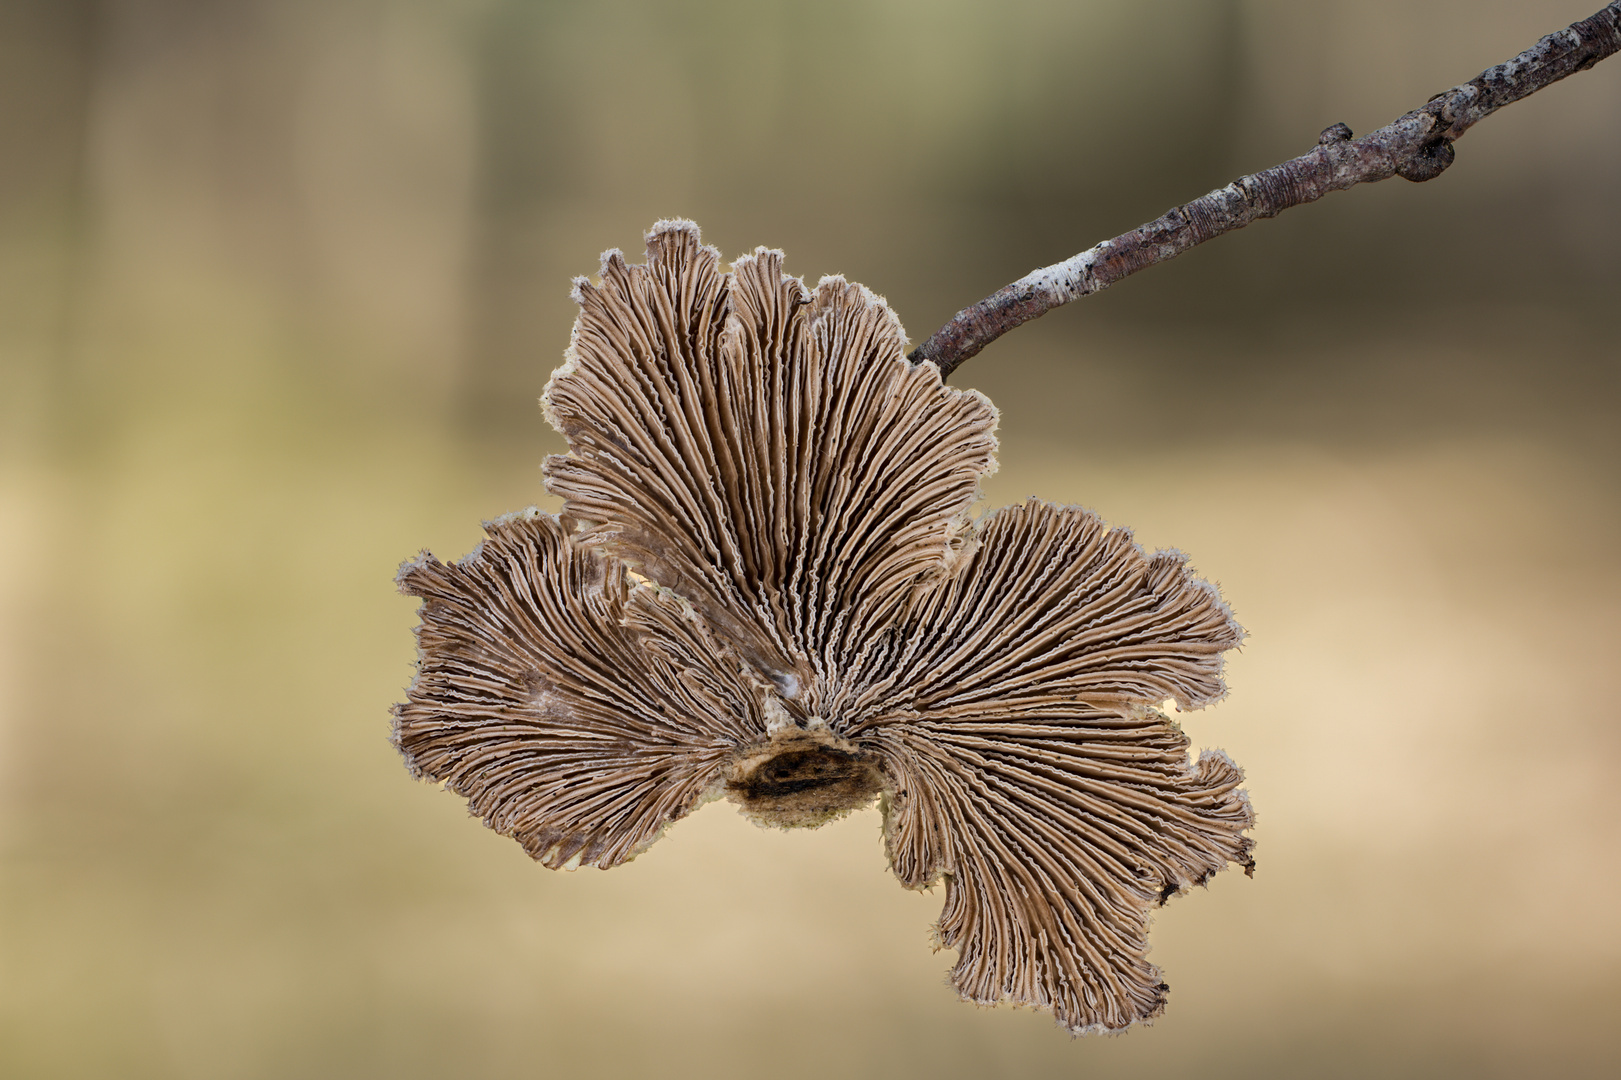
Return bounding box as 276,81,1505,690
393,220,1254,1036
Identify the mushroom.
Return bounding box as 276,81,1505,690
395,221,1253,1034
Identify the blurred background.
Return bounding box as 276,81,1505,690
2,0,1618,1075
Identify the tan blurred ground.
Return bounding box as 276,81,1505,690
2,1,1618,1077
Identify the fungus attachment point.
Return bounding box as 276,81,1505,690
396,220,1253,1036
727,729,885,829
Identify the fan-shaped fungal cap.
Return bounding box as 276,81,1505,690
395,221,1253,1035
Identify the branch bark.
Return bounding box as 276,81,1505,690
911,1,1621,378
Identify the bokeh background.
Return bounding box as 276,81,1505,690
2,0,1618,1076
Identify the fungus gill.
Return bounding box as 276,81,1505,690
394,220,1253,1035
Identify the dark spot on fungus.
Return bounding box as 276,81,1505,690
727,744,884,829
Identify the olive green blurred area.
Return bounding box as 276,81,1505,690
2,0,1618,1075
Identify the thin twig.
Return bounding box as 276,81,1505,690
911,1,1621,378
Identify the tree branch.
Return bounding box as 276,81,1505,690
911,1,1621,378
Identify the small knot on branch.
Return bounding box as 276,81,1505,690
1318,122,1354,144
1396,139,1457,182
